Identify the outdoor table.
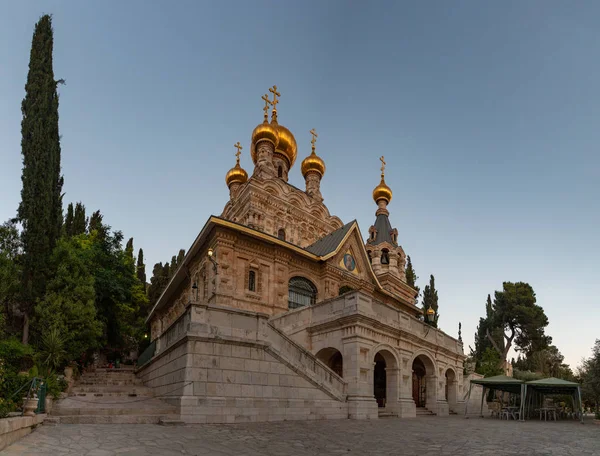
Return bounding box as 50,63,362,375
501,406,520,420
537,407,557,421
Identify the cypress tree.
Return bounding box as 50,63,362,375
64,203,74,237
125,238,134,260
72,202,87,235
421,274,439,328
176,249,185,266
169,255,177,276
17,15,64,343
404,256,420,299
136,248,146,286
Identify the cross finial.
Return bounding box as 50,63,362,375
234,142,242,164
380,155,386,177
269,85,280,111
261,93,272,121
309,128,318,153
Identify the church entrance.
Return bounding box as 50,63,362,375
374,353,386,407
412,357,426,407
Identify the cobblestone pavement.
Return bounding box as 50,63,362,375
1,416,598,456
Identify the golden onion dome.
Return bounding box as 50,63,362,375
250,121,279,164
301,150,326,177
225,162,248,187
372,176,392,204
273,123,297,167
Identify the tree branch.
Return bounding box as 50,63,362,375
486,328,503,355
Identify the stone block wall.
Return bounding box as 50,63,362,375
137,303,348,423
0,415,45,451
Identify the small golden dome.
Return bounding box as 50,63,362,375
273,123,297,167
301,150,325,177
225,162,248,187
250,121,279,164
372,177,392,204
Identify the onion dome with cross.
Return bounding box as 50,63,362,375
225,142,248,188
372,156,392,205
250,85,297,169
301,129,325,178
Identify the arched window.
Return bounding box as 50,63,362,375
248,270,256,292
339,285,354,296
277,228,286,241
288,276,317,309
278,166,283,178
381,249,390,265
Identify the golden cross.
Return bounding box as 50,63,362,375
234,142,242,164
380,155,386,176
261,93,272,117
269,85,280,110
309,128,318,151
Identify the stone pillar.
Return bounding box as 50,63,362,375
343,338,378,420
254,141,276,178
398,361,416,418
425,374,440,415
305,172,323,201
385,367,400,416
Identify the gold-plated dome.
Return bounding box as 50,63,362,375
372,155,392,204
301,128,325,177
226,142,248,187
372,177,392,204
225,163,248,187
273,123,297,167
301,150,325,177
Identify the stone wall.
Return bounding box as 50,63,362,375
0,414,45,451
137,303,348,423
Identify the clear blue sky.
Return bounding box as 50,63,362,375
1,1,598,369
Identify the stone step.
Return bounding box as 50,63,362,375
53,406,175,416
42,417,60,426
158,418,186,426
378,411,396,418
71,385,153,395
416,407,436,416
52,414,178,424
69,392,152,398
77,380,143,386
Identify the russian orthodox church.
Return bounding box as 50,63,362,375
141,87,466,423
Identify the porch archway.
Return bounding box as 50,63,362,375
316,347,343,378
411,353,437,409
373,348,399,413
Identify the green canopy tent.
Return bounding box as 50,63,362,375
521,377,584,423
465,375,525,418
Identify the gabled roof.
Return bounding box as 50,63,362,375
305,220,356,256
366,213,397,246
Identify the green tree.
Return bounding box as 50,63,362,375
478,347,504,378
136,248,146,286
34,236,101,362
421,274,439,327
17,15,65,344
471,294,505,374
72,202,87,236
487,282,551,368
88,210,105,237
405,256,420,299
0,221,22,337
169,256,177,276
580,340,600,415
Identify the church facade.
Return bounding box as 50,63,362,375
139,86,466,423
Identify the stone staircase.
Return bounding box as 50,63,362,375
416,407,436,416
46,366,178,425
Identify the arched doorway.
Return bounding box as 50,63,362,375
288,276,317,309
445,368,457,411
412,354,436,410
412,358,426,407
374,353,387,407
373,349,399,413
316,348,343,378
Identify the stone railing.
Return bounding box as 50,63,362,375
155,305,192,356
272,291,464,357
0,414,45,451
265,322,347,401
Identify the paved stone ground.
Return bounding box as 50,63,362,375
1,416,597,456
